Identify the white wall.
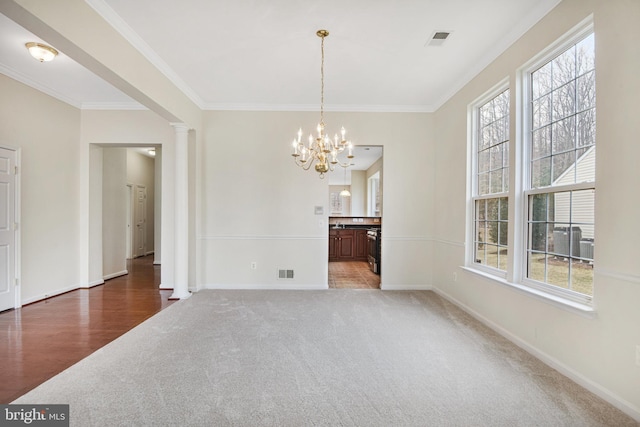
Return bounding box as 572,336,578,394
102,148,127,278
432,0,640,418
200,111,434,289
0,75,81,303
80,110,172,286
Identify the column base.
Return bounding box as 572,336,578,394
169,290,191,300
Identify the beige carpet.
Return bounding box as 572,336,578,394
14,290,637,426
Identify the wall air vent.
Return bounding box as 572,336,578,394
426,31,451,47
278,269,294,279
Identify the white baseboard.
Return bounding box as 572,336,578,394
432,287,640,422
103,270,128,281
83,279,104,288
203,283,328,290
21,284,81,306
381,283,433,291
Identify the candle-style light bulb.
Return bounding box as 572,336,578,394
341,127,346,141
308,134,313,148
297,128,303,142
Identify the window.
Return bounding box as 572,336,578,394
471,88,510,275
525,32,595,302
467,21,596,308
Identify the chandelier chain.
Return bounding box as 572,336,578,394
320,34,325,125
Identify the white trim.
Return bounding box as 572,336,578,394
198,235,325,241
462,266,595,318
85,0,205,109
432,287,640,422
202,103,435,113
203,283,328,290
0,63,82,108
21,284,80,305
381,283,433,291
382,236,430,242
81,101,147,110
432,238,465,248
103,270,128,281
597,269,640,284
83,279,105,288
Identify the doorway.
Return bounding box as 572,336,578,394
0,146,18,311
327,146,383,289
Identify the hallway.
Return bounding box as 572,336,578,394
0,256,174,403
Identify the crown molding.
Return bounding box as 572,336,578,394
85,0,205,109
80,101,147,110
0,63,81,108
202,103,435,113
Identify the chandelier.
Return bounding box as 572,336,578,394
291,29,353,178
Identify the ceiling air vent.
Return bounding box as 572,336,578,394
426,31,451,47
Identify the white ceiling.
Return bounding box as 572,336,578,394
0,0,560,112
0,0,560,184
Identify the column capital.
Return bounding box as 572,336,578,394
170,122,190,133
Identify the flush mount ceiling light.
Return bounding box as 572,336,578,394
290,29,354,178
25,42,58,62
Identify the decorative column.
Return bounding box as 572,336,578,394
169,123,191,300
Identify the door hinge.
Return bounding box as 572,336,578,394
15,278,19,286
14,166,18,175
13,222,18,231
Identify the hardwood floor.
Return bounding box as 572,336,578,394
328,261,381,289
0,256,174,404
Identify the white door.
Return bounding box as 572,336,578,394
134,185,147,258
0,147,17,311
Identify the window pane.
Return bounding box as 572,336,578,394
478,172,489,195
532,95,552,129
478,149,490,173
576,71,595,111
547,255,569,289
552,81,576,121
475,243,486,264
498,247,508,271
571,259,593,296
531,194,548,222
552,116,576,154
552,151,576,182
532,62,552,99
486,199,498,220
551,46,576,89
532,126,551,159
576,109,596,150
576,34,595,76
528,252,546,282
531,157,552,187
531,222,548,251
490,170,502,193
476,199,486,220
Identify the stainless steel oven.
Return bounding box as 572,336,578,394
367,228,381,274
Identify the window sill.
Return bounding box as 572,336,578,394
461,266,597,319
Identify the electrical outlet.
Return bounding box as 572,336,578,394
452,272,457,282
250,262,257,270
636,345,640,367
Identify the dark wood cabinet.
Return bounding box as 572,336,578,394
329,228,368,262
355,229,368,260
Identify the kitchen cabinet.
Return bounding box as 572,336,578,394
329,228,368,262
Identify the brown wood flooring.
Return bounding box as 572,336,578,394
0,256,174,404
328,261,381,289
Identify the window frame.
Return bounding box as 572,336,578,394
465,17,596,312
467,79,510,280
519,20,595,307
